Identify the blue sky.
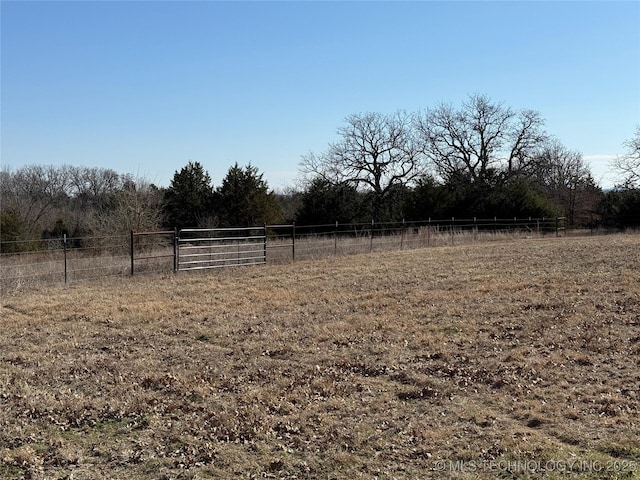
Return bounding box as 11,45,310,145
2,0,639,191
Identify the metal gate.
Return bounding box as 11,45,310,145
177,227,266,271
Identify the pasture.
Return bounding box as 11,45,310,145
1,235,639,479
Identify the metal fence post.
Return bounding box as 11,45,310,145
175,228,180,271
173,227,178,272
263,224,267,264
556,217,565,237
130,230,134,276
292,222,296,262
335,221,338,255
63,234,68,284
451,217,455,246
370,219,374,252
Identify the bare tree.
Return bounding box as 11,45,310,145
1,165,72,237
414,93,547,184
532,139,598,226
69,166,124,207
88,176,163,238
0,165,162,242
300,111,426,218
611,126,640,188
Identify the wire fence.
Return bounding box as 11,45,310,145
267,216,568,263
0,216,605,292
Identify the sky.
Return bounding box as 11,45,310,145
2,0,639,192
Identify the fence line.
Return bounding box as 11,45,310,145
0,216,585,291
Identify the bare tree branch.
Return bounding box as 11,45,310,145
611,126,640,188
415,94,547,185
299,111,427,217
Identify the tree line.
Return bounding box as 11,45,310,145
2,95,639,252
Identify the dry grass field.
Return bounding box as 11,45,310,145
1,234,639,479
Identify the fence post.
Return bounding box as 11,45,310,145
473,217,477,242
292,222,296,262
370,219,374,252
130,230,134,276
401,219,405,250
555,217,566,237
63,234,68,284
173,227,178,272
263,224,267,264
451,217,455,246
335,221,338,255
175,228,180,272
428,217,431,247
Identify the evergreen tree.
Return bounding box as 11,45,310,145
600,189,640,229
162,161,215,229
215,163,282,227
0,208,25,253
404,176,453,220
295,177,364,226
